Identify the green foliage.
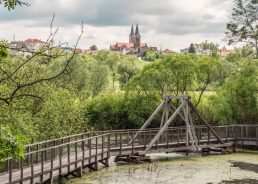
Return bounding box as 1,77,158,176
84,94,129,130
188,43,196,53
90,45,98,51
226,0,258,58
34,87,87,140
0,126,26,160
117,57,143,89
142,50,160,62
0,42,8,59
0,0,28,10
127,54,198,98
210,59,258,124
195,40,219,55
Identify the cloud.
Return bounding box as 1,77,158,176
0,0,234,50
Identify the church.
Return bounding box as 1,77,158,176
110,24,149,55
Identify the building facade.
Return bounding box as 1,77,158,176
110,24,148,55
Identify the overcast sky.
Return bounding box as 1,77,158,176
0,0,234,51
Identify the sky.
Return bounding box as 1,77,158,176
0,0,234,51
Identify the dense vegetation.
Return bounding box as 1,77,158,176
0,44,257,159
0,0,257,161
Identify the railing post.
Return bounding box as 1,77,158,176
119,133,122,155
40,151,44,182
59,145,62,176
177,129,180,146
241,126,244,151
50,148,54,180
208,129,210,144
44,142,47,161
102,135,104,160
144,130,147,149
226,126,228,142
88,138,91,165
20,157,23,183
75,141,78,169
9,159,12,184
67,142,70,172
132,132,135,155
95,137,98,170
115,133,118,147
108,134,111,158
166,129,169,149
36,144,39,163
256,126,258,149
82,140,85,167
30,153,34,184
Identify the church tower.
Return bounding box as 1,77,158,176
135,24,141,49
129,24,136,44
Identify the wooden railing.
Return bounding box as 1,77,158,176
1,125,258,184
1,133,111,184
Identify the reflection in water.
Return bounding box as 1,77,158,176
66,152,258,184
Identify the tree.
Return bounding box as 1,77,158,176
0,17,84,160
90,45,98,51
225,0,258,58
210,59,258,124
188,43,196,53
195,40,219,55
117,57,143,89
0,0,29,10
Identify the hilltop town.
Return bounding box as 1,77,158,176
7,24,238,60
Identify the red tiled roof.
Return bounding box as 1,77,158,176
140,43,148,48
217,50,235,57
24,39,46,44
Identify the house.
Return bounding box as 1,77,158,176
163,49,175,54
9,38,47,52
217,49,235,57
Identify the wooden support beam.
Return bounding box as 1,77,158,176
187,100,224,144
143,101,186,153
128,100,165,145
74,166,83,177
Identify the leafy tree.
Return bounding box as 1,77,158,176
195,40,219,55
226,0,258,58
241,44,254,57
0,126,25,159
194,56,221,106
188,43,196,53
142,50,160,62
0,0,29,10
0,41,8,59
84,94,130,130
102,53,120,89
210,59,258,124
90,45,98,51
34,87,87,140
117,57,143,89
225,50,242,62
126,54,197,98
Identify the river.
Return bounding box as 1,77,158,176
65,152,258,184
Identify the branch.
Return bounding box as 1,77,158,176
8,21,84,102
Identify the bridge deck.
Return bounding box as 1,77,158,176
0,125,257,184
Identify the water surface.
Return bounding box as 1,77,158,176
67,152,258,184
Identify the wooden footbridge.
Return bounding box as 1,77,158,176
1,96,258,184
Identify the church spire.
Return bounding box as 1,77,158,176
130,24,134,35
135,24,139,35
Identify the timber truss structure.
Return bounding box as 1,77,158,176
130,96,224,155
